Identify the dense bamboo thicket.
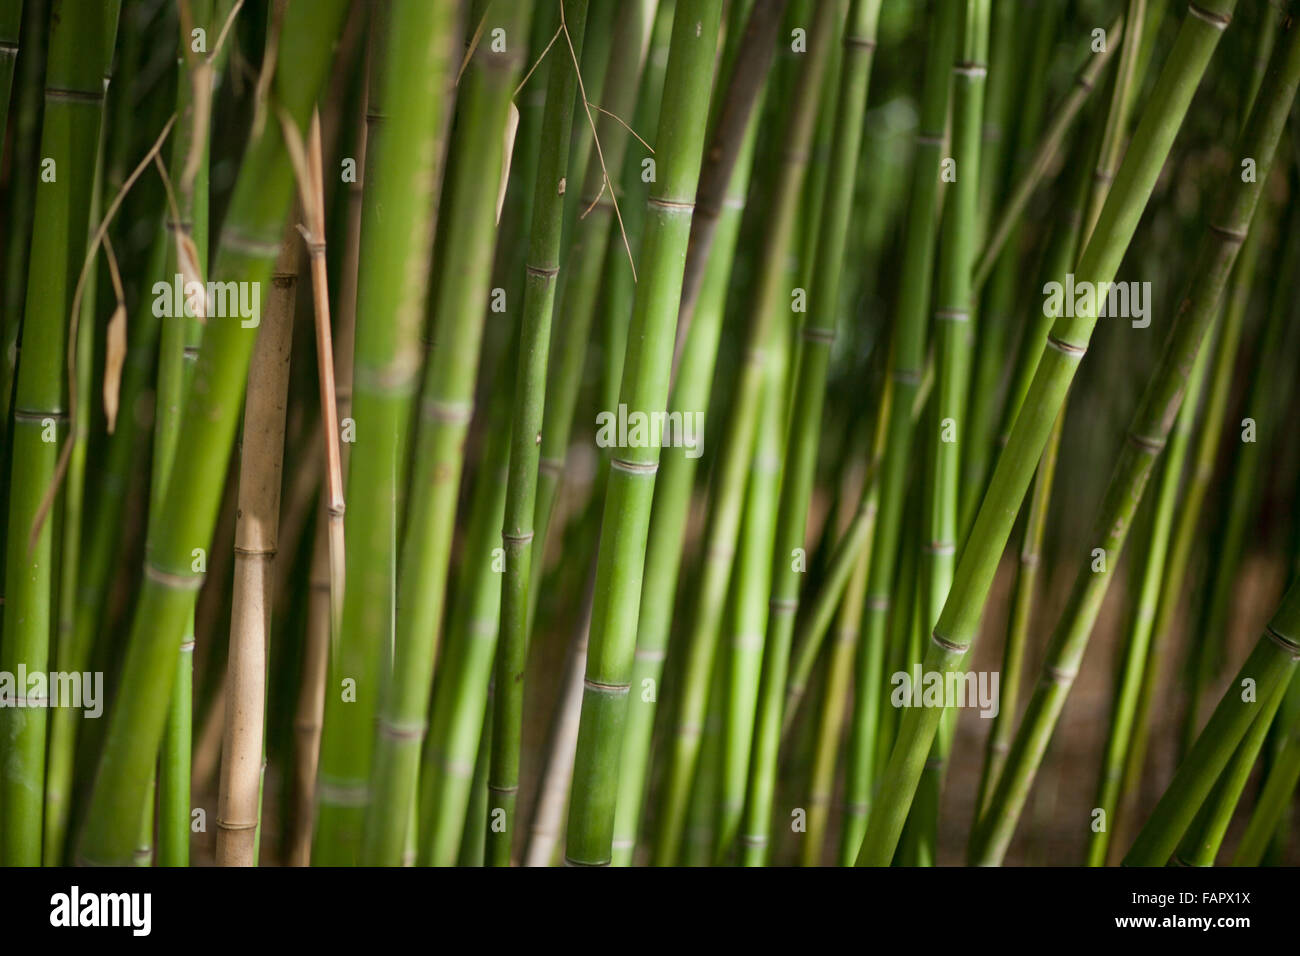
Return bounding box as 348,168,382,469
2,0,1300,868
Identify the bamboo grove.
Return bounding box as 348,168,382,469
0,0,1298,869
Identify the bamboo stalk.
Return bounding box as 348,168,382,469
310,0,461,865
214,230,297,867
0,0,120,867
858,0,1244,868
564,0,725,867
487,0,590,868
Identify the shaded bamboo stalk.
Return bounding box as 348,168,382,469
214,230,297,867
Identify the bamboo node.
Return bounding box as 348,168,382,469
611,457,659,476
144,561,204,591
801,326,835,345
526,263,560,279
953,62,988,78
1045,665,1077,685
539,457,565,477
45,86,106,104
647,196,695,213
634,647,666,662
1208,222,1248,244
1045,333,1086,357
930,630,967,654
1126,431,1166,454
220,227,284,259
377,718,426,741
867,596,890,611
1187,3,1231,29
914,132,945,147
924,541,956,556
502,530,535,545
935,307,970,323
843,35,877,50
1265,624,1300,656
583,678,630,696
316,777,370,806
769,596,799,616
422,397,474,425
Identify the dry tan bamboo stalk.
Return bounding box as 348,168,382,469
214,228,298,867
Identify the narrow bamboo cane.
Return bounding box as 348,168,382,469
1084,345,1207,866
911,0,990,864
0,0,45,439
288,37,367,868
1125,577,1300,865
0,0,120,867
487,0,591,868
967,11,1300,865
643,110,765,866
857,0,1243,868
1174,670,1292,865
1233,683,1300,865
214,231,297,867
527,0,652,661
836,0,957,862
671,0,787,362
564,0,725,867
312,0,461,865
78,0,350,867
802,505,872,865
1179,227,1269,753
739,0,882,868
0,0,22,196
970,13,1123,291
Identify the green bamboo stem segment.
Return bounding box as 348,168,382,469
1173,670,1291,866
215,233,297,867
486,0,590,868
840,0,957,861
312,0,461,866
1083,345,1206,867
629,113,761,866
739,0,882,868
967,10,1300,865
76,0,349,868
913,0,990,863
0,0,120,867
857,0,1243,868
564,0,725,867
0,1,21,176
528,0,653,624
1233,682,1300,865
971,13,1123,291
1125,578,1300,865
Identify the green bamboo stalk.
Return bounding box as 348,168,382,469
802,502,872,865
76,0,349,867
157,0,214,869
1084,343,1208,866
739,0,881,868
528,0,653,606
564,0,724,867
0,0,119,867
911,0,990,865
0,0,46,442
714,300,791,863
836,0,957,862
967,9,1299,865
0,1,22,185
315,0,461,867
1179,224,1270,753
1125,577,1300,865
858,0,1243,868
1233,681,1300,865
970,13,1123,291
1174,670,1291,866
486,0,590,868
